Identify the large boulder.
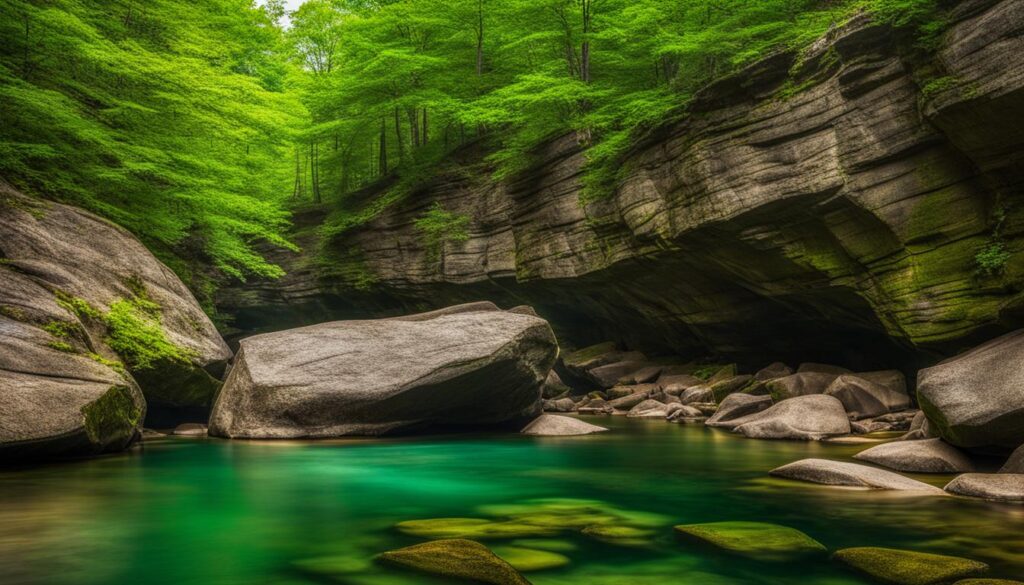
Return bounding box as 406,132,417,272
917,330,1024,451
824,375,911,420
585,360,649,389
771,459,946,493
705,394,773,429
680,385,715,404
944,474,1024,504
754,362,792,381
856,370,908,394
0,185,229,458
853,439,975,473
209,308,557,438
731,395,851,440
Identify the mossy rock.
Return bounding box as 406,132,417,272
674,521,826,560
832,547,988,585
375,539,531,585
954,580,1024,585
478,498,669,530
293,554,371,576
508,539,578,553
395,518,559,540
490,546,571,572
582,524,656,547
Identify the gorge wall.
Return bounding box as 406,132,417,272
220,0,1024,370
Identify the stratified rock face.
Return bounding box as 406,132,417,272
209,307,558,438
0,184,229,457
917,330,1024,451
220,0,1024,368
0,185,230,413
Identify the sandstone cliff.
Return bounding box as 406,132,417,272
221,0,1024,368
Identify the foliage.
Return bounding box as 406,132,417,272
104,298,193,370
414,202,470,261
0,0,304,283
975,242,1011,277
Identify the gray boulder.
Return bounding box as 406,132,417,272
709,374,753,400
770,459,945,493
732,395,851,440
607,384,654,399
0,185,229,458
209,309,557,438
521,414,608,436
660,374,702,396
824,375,910,420
917,330,1024,450
854,439,975,473
577,398,613,415
796,363,851,376
627,399,669,418
765,372,836,401
608,392,649,411
705,394,773,429
543,398,576,413
680,385,714,404
667,403,706,423
855,370,907,394
1001,444,1024,473
902,411,938,441
542,370,571,399
172,423,208,437
618,365,663,385
586,360,650,389
754,362,793,381
944,473,1024,503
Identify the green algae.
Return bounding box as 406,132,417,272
674,521,826,560
832,547,988,585
375,539,530,585
581,525,657,547
491,545,571,572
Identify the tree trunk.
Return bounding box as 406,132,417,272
475,0,484,76
421,108,428,145
394,107,404,162
379,117,388,176
580,0,591,83
407,107,419,149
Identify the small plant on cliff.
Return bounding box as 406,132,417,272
414,203,470,262
975,242,1011,277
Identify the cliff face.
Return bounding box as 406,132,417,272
221,0,1024,368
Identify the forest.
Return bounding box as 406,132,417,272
1,0,942,302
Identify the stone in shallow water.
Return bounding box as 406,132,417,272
508,539,577,553
854,438,975,473
172,423,207,436
705,394,772,429
954,580,1024,585
490,546,570,572
731,395,851,440
674,521,826,560
770,459,946,493
627,399,669,418
375,539,531,585
581,524,656,547
832,547,988,585
395,518,559,540
520,414,607,436
944,473,1024,503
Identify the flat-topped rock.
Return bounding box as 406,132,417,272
832,547,988,585
944,473,1024,503
674,521,826,560
732,395,851,440
521,415,608,436
825,375,910,420
854,438,975,474
770,459,946,493
209,308,557,438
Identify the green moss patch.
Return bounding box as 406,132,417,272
395,518,559,540
375,538,530,585
582,525,656,547
490,546,570,572
675,521,826,560
81,385,142,452
832,547,988,585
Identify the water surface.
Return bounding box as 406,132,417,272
1,417,1021,584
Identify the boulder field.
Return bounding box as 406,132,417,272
0,183,230,460
208,304,558,438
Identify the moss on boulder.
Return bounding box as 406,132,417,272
674,521,826,560
832,547,988,585
375,539,531,585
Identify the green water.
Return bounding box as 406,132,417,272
1,417,1021,585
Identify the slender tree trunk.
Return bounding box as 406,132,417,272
379,117,388,176
407,107,419,149
393,107,404,162
580,0,591,84
421,108,428,145
292,147,302,199
475,0,484,76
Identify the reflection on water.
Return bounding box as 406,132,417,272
0,417,1021,584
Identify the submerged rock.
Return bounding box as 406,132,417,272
731,395,851,440
824,375,910,420
770,459,946,493
489,546,570,572
581,524,655,547
917,330,1024,451
209,307,557,438
376,539,531,585
674,521,826,560
395,518,559,540
854,439,974,473
944,474,1024,504
832,547,988,585
521,415,607,436
705,394,772,429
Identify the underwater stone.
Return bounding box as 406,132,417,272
674,521,826,559
832,547,988,585
376,539,531,585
